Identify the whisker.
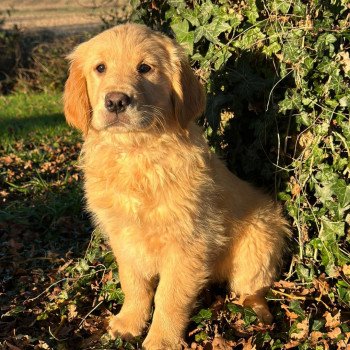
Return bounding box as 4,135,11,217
141,105,167,132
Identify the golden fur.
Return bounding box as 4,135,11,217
64,23,290,349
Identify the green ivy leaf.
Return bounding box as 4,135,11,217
170,19,194,54
296,263,314,282
271,0,292,14
332,179,350,210
101,281,124,303
337,280,350,304
2,305,26,317
315,183,334,204
312,319,325,331
194,18,231,44
243,307,257,325
207,17,231,39
191,308,212,324
194,26,207,44
321,217,345,240
227,302,243,314
233,27,265,50
230,13,244,28
195,331,208,342
289,300,306,319
198,0,215,24
182,8,201,27
262,41,282,56
316,33,338,54
243,0,259,23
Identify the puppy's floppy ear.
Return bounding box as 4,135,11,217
63,52,91,135
171,45,206,129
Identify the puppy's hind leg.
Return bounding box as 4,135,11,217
228,212,289,324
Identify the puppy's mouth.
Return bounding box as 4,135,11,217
100,106,164,132
103,111,131,129
94,91,167,133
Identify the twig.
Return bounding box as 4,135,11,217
78,300,104,329
27,268,108,302
271,289,306,300
271,289,331,310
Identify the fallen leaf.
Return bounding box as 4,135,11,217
327,326,341,339
4,342,22,350
9,239,24,251
212,336,232,350
67,303,78,321
242,337,256,350
281,304,299,320
284,340,300,349
290,319,309,341
314,277,330,295
274,280,296,289
101,270,113,284
0,190,9,197
324,311,341,329
310,331,323,345
337,332,350,349
35,340,51,349
2,156,14,164
337,51,350,73
342,265,350,276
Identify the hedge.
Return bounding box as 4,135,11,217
126,0,350,348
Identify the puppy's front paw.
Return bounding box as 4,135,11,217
142,335,182,350
108,314,144,340
243,296,273,325
253,305,273,325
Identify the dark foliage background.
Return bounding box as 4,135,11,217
0,19,94,94
128,0,350,347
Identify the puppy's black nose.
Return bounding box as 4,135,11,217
105,92,131,113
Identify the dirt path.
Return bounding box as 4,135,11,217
0,0,126,32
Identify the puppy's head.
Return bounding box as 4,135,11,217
64,23,205,135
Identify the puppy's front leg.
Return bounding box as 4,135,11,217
109,260,154,340
143,253,208,350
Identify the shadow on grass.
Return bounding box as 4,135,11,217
0,112,67,142
0,182,91,276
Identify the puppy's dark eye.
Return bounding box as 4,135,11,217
137,63,151,74
96,64,106,73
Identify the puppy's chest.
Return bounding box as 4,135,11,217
84,147,202,227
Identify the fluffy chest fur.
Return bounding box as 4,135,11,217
81,128,217,263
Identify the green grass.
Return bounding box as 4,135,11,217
0,92,85,225
0,92,83,211
0,92,69,149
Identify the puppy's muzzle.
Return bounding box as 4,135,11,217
105,92,131,114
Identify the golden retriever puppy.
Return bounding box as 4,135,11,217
64,23,290,349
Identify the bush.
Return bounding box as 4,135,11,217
127,0,349,347
0,21,21,94
0,11,95,94
15,32,93,93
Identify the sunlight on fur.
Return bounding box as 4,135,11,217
64,23,290,350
